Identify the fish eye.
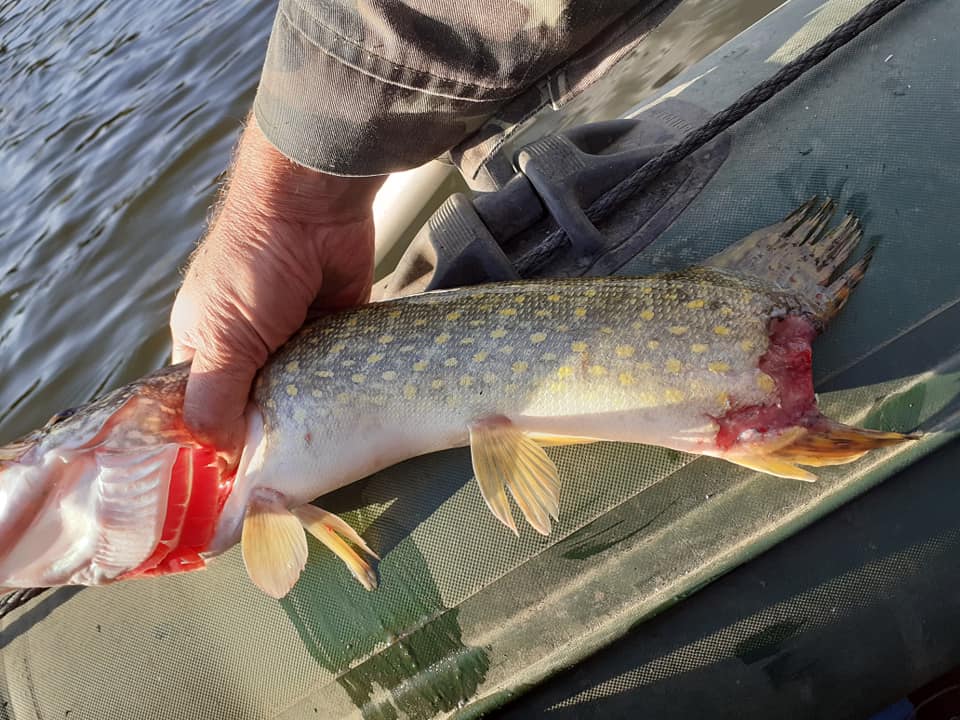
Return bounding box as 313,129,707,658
46,406,79,426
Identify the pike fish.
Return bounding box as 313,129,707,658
0,198,917,598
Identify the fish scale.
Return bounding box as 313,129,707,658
0,198,917,597
260,271,794,434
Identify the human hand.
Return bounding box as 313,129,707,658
170,116,385,460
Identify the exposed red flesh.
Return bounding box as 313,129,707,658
715,315,819,450
122,445,234,578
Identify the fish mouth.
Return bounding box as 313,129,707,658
0,435,40,467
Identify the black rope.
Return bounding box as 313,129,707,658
0,587,47,620
517,0,911,275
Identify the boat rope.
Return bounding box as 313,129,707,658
517,0,912,275
0,0,912,623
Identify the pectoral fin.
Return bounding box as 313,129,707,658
241,489,308,599
468,416,561,536
294,505,380,591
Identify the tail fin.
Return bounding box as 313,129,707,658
726,417,919,481
704,197,871,325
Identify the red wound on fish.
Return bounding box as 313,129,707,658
715,315,818,450
123,445,234,578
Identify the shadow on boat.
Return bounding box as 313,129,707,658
0,586,83,650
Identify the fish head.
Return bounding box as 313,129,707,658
0,363,232,588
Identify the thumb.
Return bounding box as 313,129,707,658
181,349,256,462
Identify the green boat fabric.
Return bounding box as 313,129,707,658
1,1,958,718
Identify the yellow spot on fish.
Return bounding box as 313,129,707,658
367,353,384,364
336,392,352,404
514,295,526,303
473,350,489,362
616,345,635,358
403,384,417,400
530,332,547,344
720,306,734,317
742,291,753,302
716,391,730,407
446,394,461,408
588,365,607,376
714,325,731,336
642,287,653,294
500,307,517,317
664,388,686,403
341,359,356,367
444,358,458,367
574,307,587,318
469,319,486,327
686,299,705,309
512,361,528,373
382,370,398,381
757,373,777,393
345,317,359,327
557,366,574,379
414,318,428,327
431,379,445,390
534,309,551,318
542,352,557,361
286,384,298,397
446,311,462,321
665,359,682,374
499,345,514,354
619,372,635,386
600,326,614,335
351,373,366,384
491,327,507,339
639,309,655,321
691,343,709,354
483,372,498,384
460,337,475,345
435,333,451,344
585,288,597,298
459,375,474,387
668,325,689,336
647,340,661,350
413,360,428,372
399,344,415,353
739,339,755,352
331,342,346,353
504,383,518,395
311,389,323,398
548,294,561,302
571,341,588,353
378,334,394,344
388,309,402,319
266,399,276,409
315,370,334,378
285,361,300,372
708,361,730,374
556,324,570,332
